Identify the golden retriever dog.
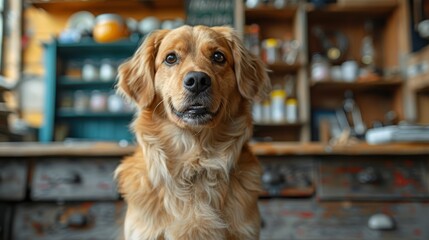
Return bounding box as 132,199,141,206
115,25,270,240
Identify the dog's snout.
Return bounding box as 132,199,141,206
183,71,211,93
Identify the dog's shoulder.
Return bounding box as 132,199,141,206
115,148,151,198
232,144,263,193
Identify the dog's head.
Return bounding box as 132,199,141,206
118,25,270,129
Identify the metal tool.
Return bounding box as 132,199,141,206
312,26,349,63
336,91,366,137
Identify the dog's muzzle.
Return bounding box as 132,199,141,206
171,71,218,125
183,71,211,95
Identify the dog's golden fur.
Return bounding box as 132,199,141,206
115,25,270,240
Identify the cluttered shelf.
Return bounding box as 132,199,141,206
310,77,403,92
245,1,397,21
2,141,429,158
306,2,397,19
245,5,298,21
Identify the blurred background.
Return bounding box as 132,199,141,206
1,0,429,239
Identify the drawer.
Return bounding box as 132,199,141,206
13,202,124,240
318,157,429,200
31,158,119,200
0,160,28,201
260,157,315,197
259,199,429,240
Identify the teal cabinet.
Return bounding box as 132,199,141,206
40,39,140,142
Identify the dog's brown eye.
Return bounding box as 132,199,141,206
213,52,226,64
165,53,178,65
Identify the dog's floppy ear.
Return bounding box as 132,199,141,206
117,30,169,108
212,26,271,101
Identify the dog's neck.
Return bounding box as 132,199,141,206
133,109,253,189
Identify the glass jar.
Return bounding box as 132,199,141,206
99,59,116,82
282,39,300,65
93,14,129,43
90,90,107,112
244,24,260,56
262,38,281,64
60,91,74,110
82,60,98,82
73,90,89,113
107,91,123,113
252,101,263,123
311,54,330,82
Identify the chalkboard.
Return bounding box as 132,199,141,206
185,0,235,27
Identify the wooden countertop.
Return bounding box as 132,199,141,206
1,141,429,157
0,142,135,157
251,142,429,156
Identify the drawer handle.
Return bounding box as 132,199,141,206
368,213,396,230
262,168,284,186
58,212,90,228
357,167,381,184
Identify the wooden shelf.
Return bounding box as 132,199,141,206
58,77,116,89
267,62,301,73
245,6,298,21
0,142,136,157
48,39,140,60
56,39,140,48
254,122,304,127
306,3,397,19
55,39,139,55
27,0,184,12
57,110,133,118
310,77,403,92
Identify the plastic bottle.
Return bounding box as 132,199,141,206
286,98,298,123
271,89,286,123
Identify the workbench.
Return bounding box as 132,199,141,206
1,141,429,240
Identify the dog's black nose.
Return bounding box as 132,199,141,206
183,71,211,94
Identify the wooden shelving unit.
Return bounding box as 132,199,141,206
33,0,411,144
245,0,409,142
245,3,309,142
40,40,140,142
